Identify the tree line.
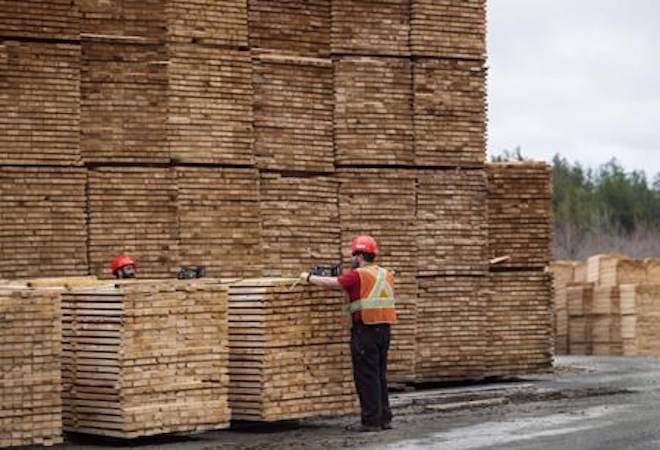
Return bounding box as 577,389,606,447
492,149,660,259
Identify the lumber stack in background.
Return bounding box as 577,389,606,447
259,173,340,276
416,169,488,276
252,54,334,172
549,261,580,355
416,276,486,382
413,59,487,167
484,272,553,375
227,279,356,421
0,0,79,40
487,162,553,270
0,41,80,166
87,168,179,279
81,41,169,163
334,57,414,166
410,0,486,59
61,280,230,438
248,0,330,58
331,0,410,56
620,284,660,356
565,282,594,355
338,169,418,383
0,288,62,447
175,167,262,278
0,168,87,279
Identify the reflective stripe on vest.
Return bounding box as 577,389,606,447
348,266,396,324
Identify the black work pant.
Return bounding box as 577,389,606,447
350,321,392,427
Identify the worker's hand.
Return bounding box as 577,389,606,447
299,271,311,283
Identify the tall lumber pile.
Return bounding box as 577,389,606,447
259,173,340,276
484,272,553,375
338,169,418,383
554,255,660,356
87,168,179,279
0,168,87,279
175,167,262,279
485,162,554,375
0,41,80,166
61,280,230,438
0,288,62,447
227,279,356,421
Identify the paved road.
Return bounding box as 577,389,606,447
46,356,660,450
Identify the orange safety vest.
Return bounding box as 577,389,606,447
349,265,397,325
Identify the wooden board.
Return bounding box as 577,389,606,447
61,280,230,438
334,57,414,166
410,0,486,59
0,167,87,279
166,0,248,47
79,0,165,44
487,162,553,270
331,0,410,56
176,167,262,278
259,173,340,276
227,279,357,421
253,54,334,172
413,58,486,167
620,284,660,357
87,168,179,279
0,289,63,447
0,41,80,166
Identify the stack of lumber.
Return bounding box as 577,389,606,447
620,284,660,356
166,0,248,47
167,45,254,164
413,59,487,167
485,272,553,376
81,42,168,163
79,0,164,43
566,282,594,355
334,57,414,166
253,54,334,172
0,167,87,279
61,280,230,437
248,0,330,57
416,276,486,382
646,258,660,282
0,0,79,40
0,288,62,447
337,169,417,383
587,254,646,286
0,41,80,166
416,169,488,275
331,0,410,56
549,261,580,355
176,167,262,278
410,0,486,59
227,278,356,421
487,162,553,269
259,173,340,277
589,286,622,355
87,168,178,279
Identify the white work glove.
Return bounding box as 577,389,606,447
299,272,311,283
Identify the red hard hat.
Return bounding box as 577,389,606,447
111,254,136,273
352,235,377,255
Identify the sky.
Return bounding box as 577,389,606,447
487,0,660,176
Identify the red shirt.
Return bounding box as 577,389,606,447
337,270,362,322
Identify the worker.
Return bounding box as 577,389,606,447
302,235,396,432
111,254,136,279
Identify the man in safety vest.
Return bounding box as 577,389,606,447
303,235,396,432
111,254,136,279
